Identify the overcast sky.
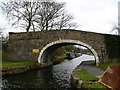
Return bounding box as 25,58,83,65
0,0,119,35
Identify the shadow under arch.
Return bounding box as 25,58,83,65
38,39,99,65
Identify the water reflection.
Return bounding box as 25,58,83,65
2,54,94,89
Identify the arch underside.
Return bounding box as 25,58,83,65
38,39,99,65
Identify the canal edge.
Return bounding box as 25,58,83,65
70,61,106,89
1,63,52,75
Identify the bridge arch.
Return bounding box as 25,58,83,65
38,39,99,65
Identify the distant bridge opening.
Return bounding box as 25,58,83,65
38,39,99,65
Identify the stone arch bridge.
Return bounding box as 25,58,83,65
8,29,120,65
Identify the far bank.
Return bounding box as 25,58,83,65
1,60,52,75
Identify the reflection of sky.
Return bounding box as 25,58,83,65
0,0,118,35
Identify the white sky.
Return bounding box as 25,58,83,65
0,0,119,35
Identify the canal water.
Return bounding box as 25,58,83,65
2,54,94,89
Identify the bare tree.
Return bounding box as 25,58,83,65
35,2,65,30
1,1,78,32
1,1,41,32
36,2,78,30
0,27,4,40
0,28,3,42
56,11,78,30
112,25,120,35
0,28,3,37
0,27,8,42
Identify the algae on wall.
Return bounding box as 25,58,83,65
104,34,120,60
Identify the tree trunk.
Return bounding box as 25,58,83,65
45,19,48,31
26,20,31,32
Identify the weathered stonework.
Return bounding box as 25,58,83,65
8,29,120,65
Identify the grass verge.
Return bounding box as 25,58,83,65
2,60,37,68
82,60,120,70
96,62,120,70
72,69,106,88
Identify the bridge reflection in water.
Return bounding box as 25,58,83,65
2,54,94,89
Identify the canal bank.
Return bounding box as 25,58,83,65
70,61,120,89
1,61,52,75
1,53,80,75
70,61,106,88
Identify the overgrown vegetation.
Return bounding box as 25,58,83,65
104,34,120,59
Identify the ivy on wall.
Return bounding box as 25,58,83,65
104,34,120,59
